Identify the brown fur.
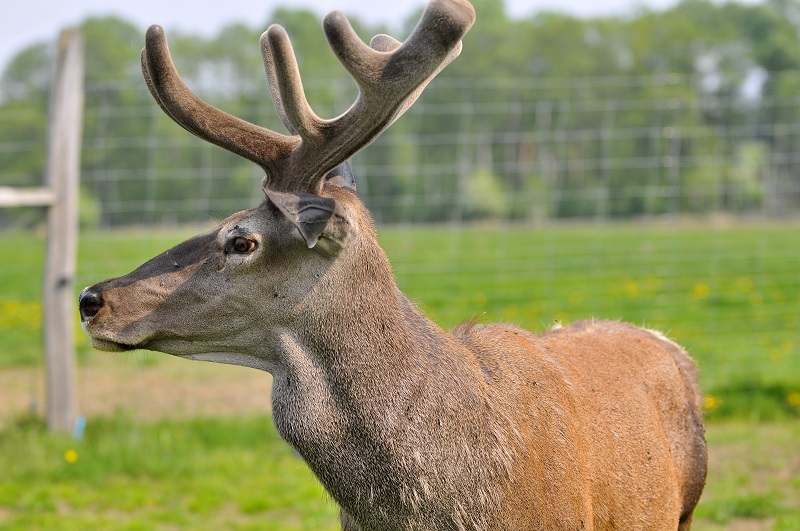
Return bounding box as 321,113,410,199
80,2,706,528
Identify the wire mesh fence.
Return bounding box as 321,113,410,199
5,72,800,227
1,72,799,407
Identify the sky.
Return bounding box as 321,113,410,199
0,0,680,75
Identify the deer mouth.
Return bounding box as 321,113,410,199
81,317,144,351
90,337,142,352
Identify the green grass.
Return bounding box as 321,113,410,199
1,223,799,528
695,421,800,530
0,414,797,530
0,414,340,530
1,223,799,414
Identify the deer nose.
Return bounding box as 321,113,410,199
79,288,104,321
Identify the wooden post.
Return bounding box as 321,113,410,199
43,30,84,433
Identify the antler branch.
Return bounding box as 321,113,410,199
141,26,298,179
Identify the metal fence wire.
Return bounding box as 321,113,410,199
90,74,800,225
1,72,799,394
4,73,800,227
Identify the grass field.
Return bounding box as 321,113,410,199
0,415,798,530
1,223,799,528
2,223,798,400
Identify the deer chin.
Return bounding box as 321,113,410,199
83,320,151,352
90,334,272,372
90,337,142,352
104,336,275,372
88,334,206,358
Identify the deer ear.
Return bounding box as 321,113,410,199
324,161,356,191
265,189,337,249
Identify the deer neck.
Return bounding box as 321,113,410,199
270,259,474,432
266,242,488,499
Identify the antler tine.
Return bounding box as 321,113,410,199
261,0,475,194
141,51,183,127
261,32,458,139
260,26,315,140
142,25,298,177
324,0,472,92
368,34,463,125
260,28,298,136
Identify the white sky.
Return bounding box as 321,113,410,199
0,0,679,74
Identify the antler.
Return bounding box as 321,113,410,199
141,0,475,194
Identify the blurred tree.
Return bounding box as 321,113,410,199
3,0,800,226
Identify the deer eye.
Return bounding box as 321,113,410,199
230,237,257,254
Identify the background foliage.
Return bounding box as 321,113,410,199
3,0,800,227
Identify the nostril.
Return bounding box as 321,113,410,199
79,289,104,320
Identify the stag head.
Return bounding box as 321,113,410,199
79,0,476,370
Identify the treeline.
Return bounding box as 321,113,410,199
2,0,800,227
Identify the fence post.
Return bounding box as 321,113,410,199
43,29,84,433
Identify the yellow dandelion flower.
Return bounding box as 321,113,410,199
787,392,800,407
64,449,78,464
703,395,720,411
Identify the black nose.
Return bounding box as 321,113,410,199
79,288,104,321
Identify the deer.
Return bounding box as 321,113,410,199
79,0,707,529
